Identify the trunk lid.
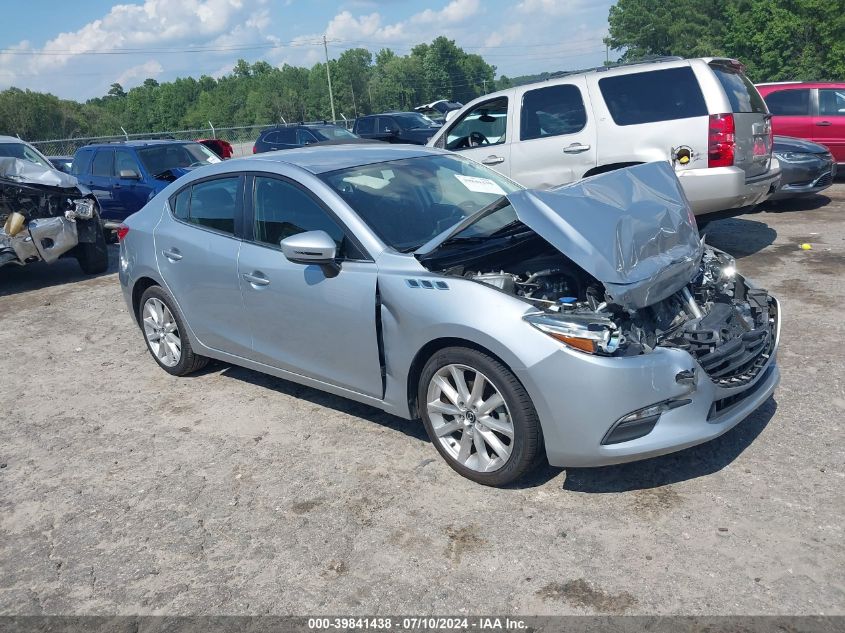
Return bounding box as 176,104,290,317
417,162,703,310
708,60,772,179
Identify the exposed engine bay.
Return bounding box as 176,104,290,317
0,158,103,270
430,234,777,387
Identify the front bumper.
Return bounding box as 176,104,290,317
516,298,781,468
769,157,836,200
678,161,781,216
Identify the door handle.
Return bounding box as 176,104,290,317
816,120,832,127
482,155,505,165
162,248,183,261
242,272,270,287
563,143,591,154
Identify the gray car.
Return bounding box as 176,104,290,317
118,145,780,486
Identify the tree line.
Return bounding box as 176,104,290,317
2,0,843,142
606,0,845,82
0,37,502,141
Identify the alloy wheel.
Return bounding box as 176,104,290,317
426,363,514,472
142,297,181,367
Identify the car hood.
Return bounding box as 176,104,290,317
773,135,830,155
0,157,79,189
417,162,703,310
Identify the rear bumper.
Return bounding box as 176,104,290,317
678,161,781,215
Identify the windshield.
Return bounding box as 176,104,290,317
393,112,440,130
314,126,357,140
320,154,522,252
136,142,221,175
0,142,54,170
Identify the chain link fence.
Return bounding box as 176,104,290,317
28,119,355,158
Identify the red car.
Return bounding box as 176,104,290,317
196,138,233,159
756,82,845,164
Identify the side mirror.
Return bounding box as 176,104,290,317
119,169,141,180
280,230,337,265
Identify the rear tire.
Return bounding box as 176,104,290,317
418,346,544,486
138,285,209,376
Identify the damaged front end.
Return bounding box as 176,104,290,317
417,162,778,387
0,157,100,269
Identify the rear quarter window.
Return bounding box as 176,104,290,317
599,67,707,126
709,64,767,113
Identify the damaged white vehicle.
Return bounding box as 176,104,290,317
119,146,779,486
0,155,108,274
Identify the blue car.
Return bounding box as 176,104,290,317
71,140,221,224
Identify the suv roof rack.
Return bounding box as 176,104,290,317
545,55,685,82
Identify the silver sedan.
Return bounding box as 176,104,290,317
118,145,780,486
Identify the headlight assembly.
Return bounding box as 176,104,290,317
774,151,819,163
524,312,621,355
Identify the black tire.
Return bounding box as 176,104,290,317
418,346,544,486
75,219,109,274
138,285,209,376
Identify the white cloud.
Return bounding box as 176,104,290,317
116,60,164,86
516,0,590,15
0,0,268,93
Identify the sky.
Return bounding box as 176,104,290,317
0,0,614,102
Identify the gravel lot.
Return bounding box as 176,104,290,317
1,184,843,616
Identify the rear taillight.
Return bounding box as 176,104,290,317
116,225,129,241
708,113,735,168
252,145,257,154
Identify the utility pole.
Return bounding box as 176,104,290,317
350,83,358,118
323,35,337,123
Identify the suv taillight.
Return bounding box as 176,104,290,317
116,225,129,241
708,113,735,168
252,145,257,154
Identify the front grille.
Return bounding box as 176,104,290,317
814,172,833,188
708,366,774,420
697,326,774,387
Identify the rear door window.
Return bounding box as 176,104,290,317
91,149,115,177
355,117,375,134
764,89,812,116
709,63,767,113
598,67,707,125
521,84,587,140
297,129,318,145
275,129,296,144
377,117,395,133
186,177,240,235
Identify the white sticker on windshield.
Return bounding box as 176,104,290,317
454,174,506,195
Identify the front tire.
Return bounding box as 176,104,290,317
75,218,109,274
138,286,208,376
418,347,544,486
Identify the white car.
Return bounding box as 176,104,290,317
428,57,782,216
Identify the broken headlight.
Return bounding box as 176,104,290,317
524,312,621,355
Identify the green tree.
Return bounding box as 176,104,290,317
606,0,845,82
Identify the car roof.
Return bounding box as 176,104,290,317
756,81,845,90
83,139,196,149
242,143,444,175
0,135,27,143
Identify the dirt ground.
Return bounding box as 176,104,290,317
1,184,843,616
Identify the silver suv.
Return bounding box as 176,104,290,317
428,57,781,216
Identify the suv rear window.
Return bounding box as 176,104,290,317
599,67,707,126
709,63,767,113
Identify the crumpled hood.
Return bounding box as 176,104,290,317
420,162,703,310
0,157,79,189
